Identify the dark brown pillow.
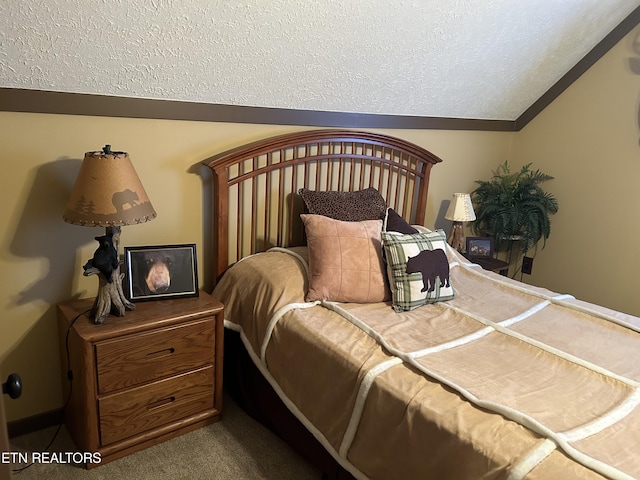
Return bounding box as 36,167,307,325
298,187,387,222
384,207,419,234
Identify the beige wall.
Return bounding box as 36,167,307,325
0,113,512,421
510,25,640,317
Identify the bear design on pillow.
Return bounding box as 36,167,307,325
405,248,450,293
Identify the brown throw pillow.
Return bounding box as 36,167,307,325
384,207,419,234
298,187,387,222
301,214,390,303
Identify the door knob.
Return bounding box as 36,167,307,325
2,373,22,399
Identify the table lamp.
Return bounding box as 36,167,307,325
63,145,157,324
444,193,476,252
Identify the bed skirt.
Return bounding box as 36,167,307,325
223,328,356,480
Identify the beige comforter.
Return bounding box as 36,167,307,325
213,245,640,480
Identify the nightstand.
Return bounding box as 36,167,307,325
57,291,224,468
463,255,509,276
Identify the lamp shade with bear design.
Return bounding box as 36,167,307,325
63,146,156,227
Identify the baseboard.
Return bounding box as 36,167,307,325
7,408,63,438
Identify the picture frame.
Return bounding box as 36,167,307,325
466,237,493,258
124,244,198,302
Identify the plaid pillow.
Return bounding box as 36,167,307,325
382,229,454,312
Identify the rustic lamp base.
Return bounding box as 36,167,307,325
447,221,466,253
89,271,135,324
83,226,135,324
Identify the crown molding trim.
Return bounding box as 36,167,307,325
515,5,640,130
0,87,515,131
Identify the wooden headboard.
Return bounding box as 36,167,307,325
203,129,443,280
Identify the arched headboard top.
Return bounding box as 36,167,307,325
203,129,443,279
205,129,443,172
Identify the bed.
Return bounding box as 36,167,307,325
202,129,640,480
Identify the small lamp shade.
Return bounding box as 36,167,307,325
444,193,476,222
63,147,156,227
444,193,475,252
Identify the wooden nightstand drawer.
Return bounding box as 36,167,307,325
99,365,214,446
96,318,215,394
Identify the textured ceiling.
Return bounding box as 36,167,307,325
1,0,639,121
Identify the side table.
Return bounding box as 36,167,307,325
463,255,509,276
57,291,224,468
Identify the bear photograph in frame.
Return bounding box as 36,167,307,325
124,244,198,302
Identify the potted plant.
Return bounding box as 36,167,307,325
471,161,558,253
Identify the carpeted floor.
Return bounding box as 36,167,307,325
7,393,321,479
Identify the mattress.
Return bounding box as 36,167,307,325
212,245,640,480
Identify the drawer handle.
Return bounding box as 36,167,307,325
146,347,175,360
147,396,176,410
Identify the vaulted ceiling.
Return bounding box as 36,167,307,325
1,1,639,123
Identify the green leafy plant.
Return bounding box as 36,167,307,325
471,161,559,253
